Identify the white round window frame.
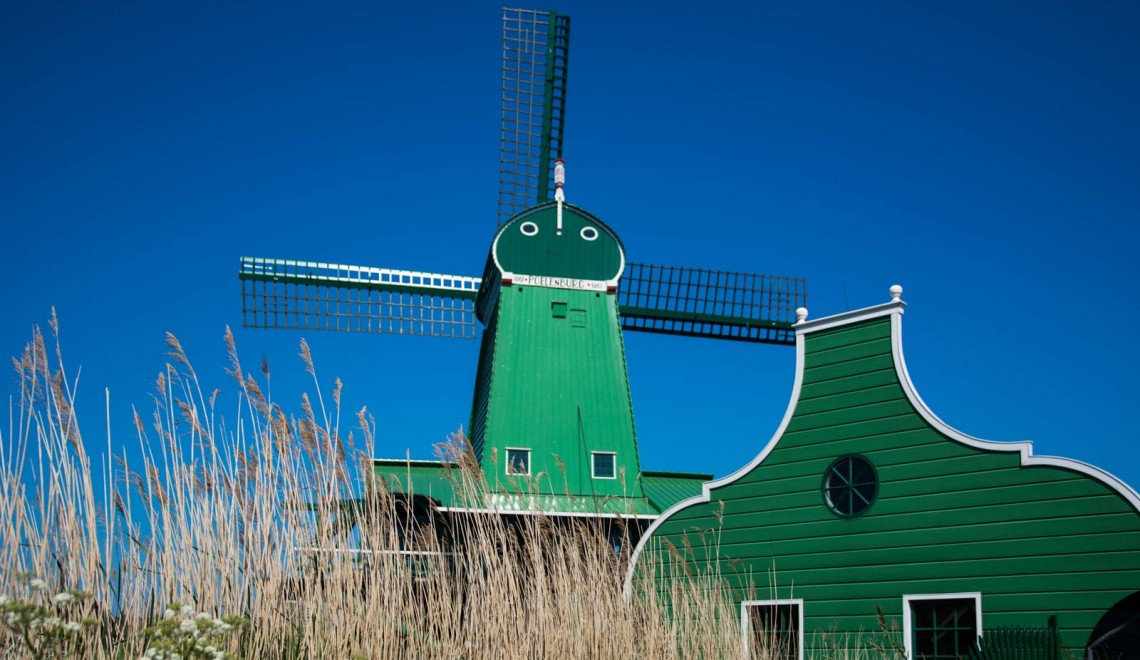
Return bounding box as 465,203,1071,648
520,221,539,236
580,226,599,241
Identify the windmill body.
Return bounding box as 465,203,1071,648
469,202,648,512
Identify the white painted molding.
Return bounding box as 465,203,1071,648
902,592,983,660
890,312,1140,514
437,506,657,520
795,300,904,334
740,598,805,660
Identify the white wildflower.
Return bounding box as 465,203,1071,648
163,608,176,619
29,578,47,591
204,645,217,654
170,653,181,660
0,594,9,606
180,604,194,616
52,591,75,605
65,621,82,633
195,611,210,620
6,612,18,625
179,617,196,633
214,653,225,660
144,647,158,659
45,616,62,629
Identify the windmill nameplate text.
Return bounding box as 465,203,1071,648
507,274,612,293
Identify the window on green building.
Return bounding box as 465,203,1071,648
741,599,802,660
505,448,530,476
822,454,878,517
592,452,616,479
904,594,981,660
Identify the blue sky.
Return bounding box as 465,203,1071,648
3,1,1138,490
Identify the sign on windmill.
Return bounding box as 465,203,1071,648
237,8,807,528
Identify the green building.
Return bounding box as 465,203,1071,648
626,289,1140,658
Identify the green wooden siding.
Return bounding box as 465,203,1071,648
468,304,499,461
373,460,463,505
481,284,645,500
636,315,1140,655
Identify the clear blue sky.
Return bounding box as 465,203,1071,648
3,2,1138,490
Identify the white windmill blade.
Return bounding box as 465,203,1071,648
239,257,481,338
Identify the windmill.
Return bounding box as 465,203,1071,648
238,8,806,535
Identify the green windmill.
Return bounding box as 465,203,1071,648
238,8,806,537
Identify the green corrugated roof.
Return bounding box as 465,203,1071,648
374,460,464,505
641,470,712,512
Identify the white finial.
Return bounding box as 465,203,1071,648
795,307,808,324
889,284,903,301
554,159,566,235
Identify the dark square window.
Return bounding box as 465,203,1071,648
506,448,530,475
910,597,979,660
592,452,615,479
551,302,568,318
745,602,800,660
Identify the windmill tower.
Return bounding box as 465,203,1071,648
238,8,806,533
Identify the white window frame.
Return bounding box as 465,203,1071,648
591,451,617,479
504,447,531,476
902,592,983,660
740,598,804,660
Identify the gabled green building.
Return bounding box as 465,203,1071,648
626,289,1140,658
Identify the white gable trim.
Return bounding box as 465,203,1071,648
889,312,1140,514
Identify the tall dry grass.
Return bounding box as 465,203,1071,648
0,316,877,658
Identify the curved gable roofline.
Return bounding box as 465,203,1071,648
889,308,1140,515
623,291,1140,599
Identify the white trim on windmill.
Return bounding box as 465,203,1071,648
554,158,566,234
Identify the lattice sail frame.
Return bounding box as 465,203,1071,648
498,7,570,226
618,263,806,345
239,257,480,338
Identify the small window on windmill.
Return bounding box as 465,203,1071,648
505,448,530,476
592,452,616,479
551,301,568,318
570,308,586,328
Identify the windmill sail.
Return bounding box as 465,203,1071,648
498,7,570,226
239,257,480,338
617,262,805,345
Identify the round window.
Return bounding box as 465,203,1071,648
580,226,598,241
822,455,878,518
520,221,539,236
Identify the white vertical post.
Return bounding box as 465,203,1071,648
554,158,566,235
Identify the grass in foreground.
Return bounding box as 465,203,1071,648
1,315,888,658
